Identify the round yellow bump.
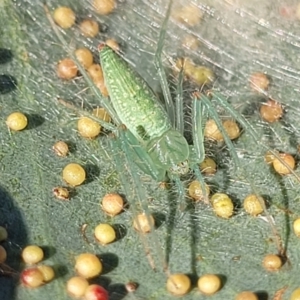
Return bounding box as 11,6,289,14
66,276,89,298
133,213,155,233
21,245,44,265
197,274,221,295
211,193,234,218
293,218,300,237
291,288,300,300
204,119,223,141
188,180,210,202
53,6,76,29
106,39,120,52
235,291,258,300
273,153,295,175
62,163,86,186
262,254,282,272
182,34,199,50
94,223,116,245
56,58,78,80
75,48,94,69
260,99,283,123
172,4,203,27
166,273,191,296
92,107,111,123
75,253,102,279
37,265,55,283
101,193,124,216
93,0,115,15
21,268,44,288
200,157,217,175
243,194,264,216
6,112,28,131
53,141,69,157
222,120,240,140
78,117,101,139
79,19,99,38
249,72,270,92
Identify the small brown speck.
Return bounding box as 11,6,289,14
53,187,69,200
125,281,138,293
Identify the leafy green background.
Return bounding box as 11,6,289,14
1,0,300,299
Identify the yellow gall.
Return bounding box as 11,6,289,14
79,19,99,38
93,0,115,15
166,273,191,296
174,58,214,86
197,274,222,295
204,119,239,141
211,193,234,219
88,64,104,81
235,291,258,300
262,254,282,272
204,119,223,141
62,163,86,186
243,194,264,216
188,180,210,202
53,6,76,29
6,112,28,131
66,276,89,298
94,79,109,97
56,58,78,80
133,213,155,233
260,99,283,123
75,253,102,279
21,268,44,288
106,39,120,52
21,245,44,265
190,66,214,86
53,141,69,157
174,57,195,76
182,34,199,51
272,153,295,175
94,223,116,245
296,4,300,20
264,150,278,164
293,218,300,237
200,157,217,175
101,193,124,216
77,116,101,139
87,64,109,97
172,4,203,27
291,288,300,300
222,120,241,140
93,107,111,123
75,48,94,69
37,265,55,283
250,72,270,92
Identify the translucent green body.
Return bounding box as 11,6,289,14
100,46,171,141
99,46,189,178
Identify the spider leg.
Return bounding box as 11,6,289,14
154,0,175,126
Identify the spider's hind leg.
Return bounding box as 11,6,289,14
110,126,169,273
154,0,175,126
